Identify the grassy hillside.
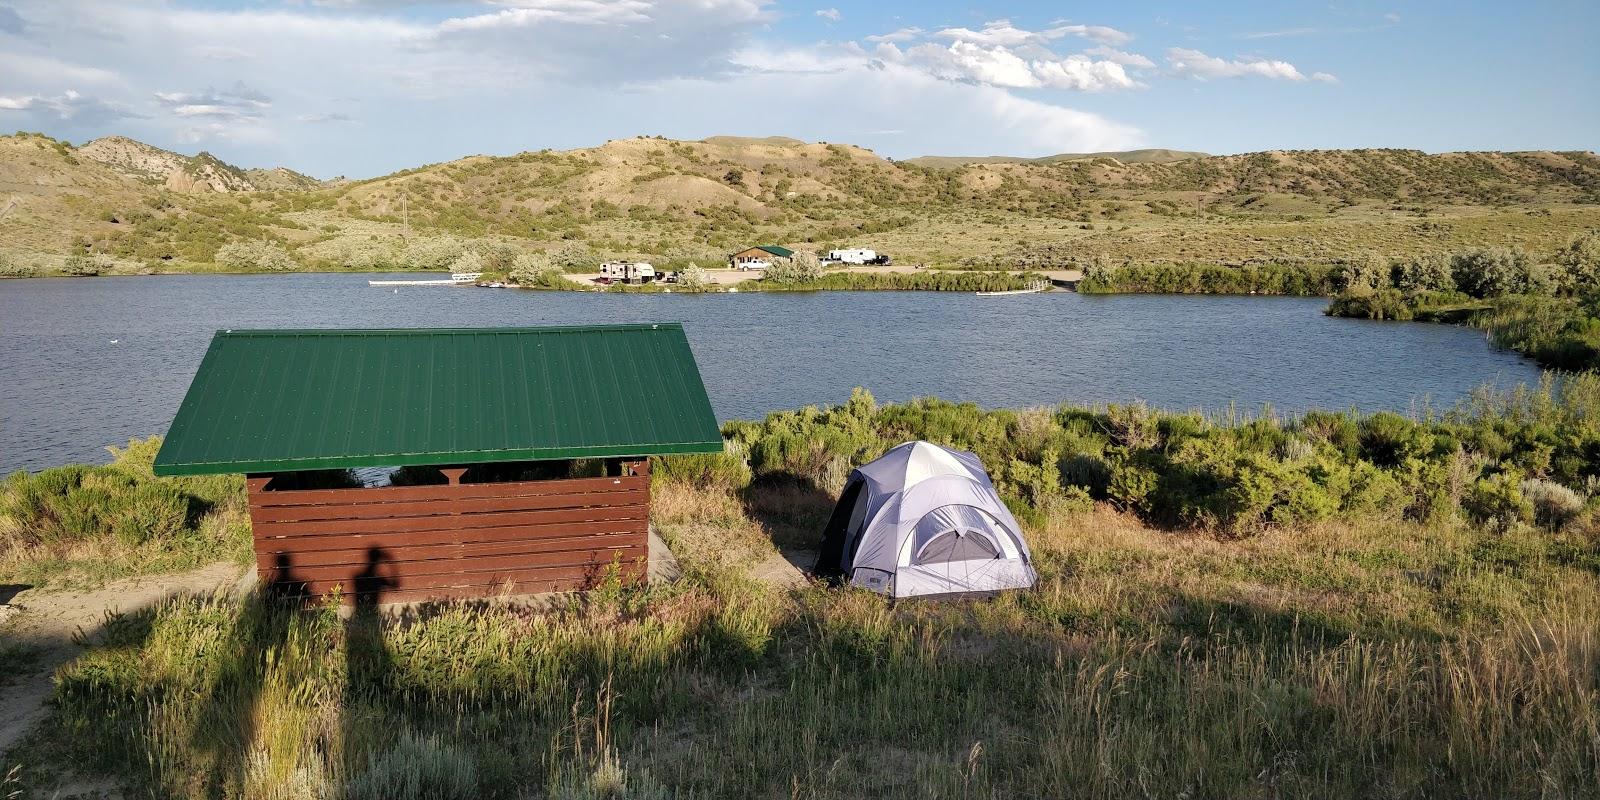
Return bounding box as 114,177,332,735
904,147,1210,167
1,131,1597,277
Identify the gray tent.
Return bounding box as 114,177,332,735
814,441,1037,598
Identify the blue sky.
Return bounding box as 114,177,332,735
1,1,1594,178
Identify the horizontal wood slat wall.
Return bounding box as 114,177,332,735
249,463,650,603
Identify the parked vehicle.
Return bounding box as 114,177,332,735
599,261,657,284
822,249,891,266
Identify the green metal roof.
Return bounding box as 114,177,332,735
152,324,723,476
754,245,794,258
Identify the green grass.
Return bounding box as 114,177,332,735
11,495,1597,798
6,387,1598,797
0,437,252,588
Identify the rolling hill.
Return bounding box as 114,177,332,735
1,131,1596,276
904,148,1211,167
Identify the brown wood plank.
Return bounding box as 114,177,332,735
250,488,647,523
259,546,645,583
251,504,648,537
254,518,646,552
334,566,646,604
265,560,646,597
250,475,648,508
256,531,646,568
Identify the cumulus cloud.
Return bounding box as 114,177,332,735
892,40,1139,92
1166,48,1323,81
815,8,840,22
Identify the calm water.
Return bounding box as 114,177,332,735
1,273,1540,473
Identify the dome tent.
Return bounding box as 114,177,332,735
813,441,1037,598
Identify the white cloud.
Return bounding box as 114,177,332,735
866,26,921,43
1166,48,1315,81
1083,46,1155,69
436,2,653,33
892,41,1138,92
0,0,1143,174
645,60,1143,156
1030,55,1139,91
0,89,141,124
815,8,840,22
907,41,1038,88
154,83,271,120
1311,71,1339,83
935,20,1132,47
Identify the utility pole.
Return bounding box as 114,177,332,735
401,189,410,243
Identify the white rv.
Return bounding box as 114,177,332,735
599,261,657,284
827,248,879,265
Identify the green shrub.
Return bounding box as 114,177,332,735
1452,247,1538,298
1465,473,1534,528
653,446,753,490
763,251,823,284
216,240,298,272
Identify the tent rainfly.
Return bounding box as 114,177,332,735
813,441,1037,598
153,323,723,603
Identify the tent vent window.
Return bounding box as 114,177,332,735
915,530,1000,564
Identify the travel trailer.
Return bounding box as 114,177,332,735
599,261,657,284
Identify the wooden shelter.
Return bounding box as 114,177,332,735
153,324,723,603
728,244,794,269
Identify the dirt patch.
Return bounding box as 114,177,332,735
0,562,248,758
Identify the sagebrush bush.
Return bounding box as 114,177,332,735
1519,478,1586,529
344,732,479,800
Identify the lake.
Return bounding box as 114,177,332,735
0,273,1541,474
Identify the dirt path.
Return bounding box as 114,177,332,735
0,562,248,757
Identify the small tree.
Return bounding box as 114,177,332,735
1452,246,1533,298
476,241,520,274
549,242,593,273
678,262,709,289
1391,253,1456,293
449,250,485,275
765,250,823,284
1339,253,1389,294
401,236,465,271
1554,229,1600,297
62,252,103,276
508,251,565,287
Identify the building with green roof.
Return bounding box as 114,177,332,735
154,323,722,602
